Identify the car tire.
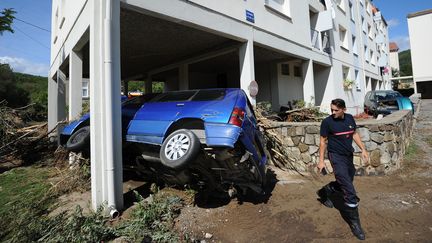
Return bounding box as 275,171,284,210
66,126,90,152
160,129,200,170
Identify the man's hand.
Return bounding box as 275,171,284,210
317,160,326,173
361,150,370,165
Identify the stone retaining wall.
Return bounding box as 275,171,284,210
266,110,414,175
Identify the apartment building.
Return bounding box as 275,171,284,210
407,9,432,99
48,0,390,210
389,42,399,76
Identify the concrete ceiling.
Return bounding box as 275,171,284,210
72,7,296,81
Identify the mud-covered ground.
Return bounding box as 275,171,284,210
176,100,432,242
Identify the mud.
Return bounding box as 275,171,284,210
176,100,432,242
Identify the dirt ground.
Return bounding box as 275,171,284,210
175,100,432,242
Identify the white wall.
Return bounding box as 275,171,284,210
408,11,432,83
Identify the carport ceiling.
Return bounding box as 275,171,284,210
120,8,239,79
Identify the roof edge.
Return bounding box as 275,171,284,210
407,9,432,19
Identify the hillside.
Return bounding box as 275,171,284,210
398,49,412,76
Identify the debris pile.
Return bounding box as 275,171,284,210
0,101,58,171
255,106,306,175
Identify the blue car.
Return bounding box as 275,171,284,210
364,90,414,117
60,88,267,195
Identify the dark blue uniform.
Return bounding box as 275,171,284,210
320,113,358,207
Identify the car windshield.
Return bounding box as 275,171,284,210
375,91,402,100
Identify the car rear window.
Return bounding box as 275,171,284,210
375,91,402,100
154,91,197,102
192,89,226,101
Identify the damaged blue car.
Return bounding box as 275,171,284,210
60,88,267,196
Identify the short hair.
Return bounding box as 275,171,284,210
331,98,346,109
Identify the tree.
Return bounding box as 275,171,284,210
0,8,16,35
0,63,30,107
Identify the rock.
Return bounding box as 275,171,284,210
292,136,301,146
401,201,410,205
383,132,394,142
357,128,370,142
204,233,213,239
309,145,319,155
301,153,311,163
281,127,287,136
306,126,320,134
315,135,320,146
370,150,381,167
370,133,384,143
298,143,309,153
365,141,378,151
369,125,379,132
304,134,315,145
296,126,305,136
324,159,333,173
380,152,391,165
353,156,361,167
287,127,296,136
284,136,295,146
290,147,301,160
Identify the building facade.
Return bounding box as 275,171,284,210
389,42,399,76
49,0,390,211
407,9,432,98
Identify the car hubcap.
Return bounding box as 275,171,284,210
165,133,190,160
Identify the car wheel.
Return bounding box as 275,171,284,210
160,129,200,170
66,126,90,152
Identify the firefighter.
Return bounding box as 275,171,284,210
317,98,369,240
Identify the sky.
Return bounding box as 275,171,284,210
0,0,431,77
373,0,432,51
0,0,52,76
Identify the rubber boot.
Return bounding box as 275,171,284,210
343,206,365,240
316,184,334,208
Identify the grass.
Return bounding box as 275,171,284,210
0,166,55,241
0,165,184,242
404,142,421,162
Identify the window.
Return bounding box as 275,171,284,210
355,70,360,90
82,80,89,98
155,90,196,102
364,46,369,62
349,2,354,21
192,90,226,101
362,17,366,33
342,65,350,80
281,63,290,75
366,0,371,15
370,50,375,65
265,0,291,18
367,23,372,39
337,0,346,13
352,35,358,55
339,25,348,50
294,65,302,77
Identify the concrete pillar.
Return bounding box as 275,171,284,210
69,50,83,120
239,39,256,105
57,70,67,122
179,64,189,90
123,80,129,95
48,75,58,132
90,0,123,212
146,76,152,93
302,59,315,106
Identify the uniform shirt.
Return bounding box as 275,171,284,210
320,113,356,156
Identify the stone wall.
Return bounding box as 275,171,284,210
265,110,414,175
